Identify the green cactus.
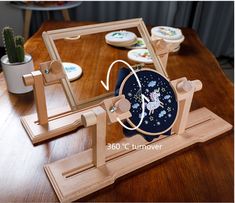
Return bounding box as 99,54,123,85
15,36,25,62
2,27,25,63
15,45,25,62
2,27,17,63
15,35,24,47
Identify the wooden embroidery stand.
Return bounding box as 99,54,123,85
20,19,232,202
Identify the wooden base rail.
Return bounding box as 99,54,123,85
44,107,232,202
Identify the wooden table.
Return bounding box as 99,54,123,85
0,21,233,202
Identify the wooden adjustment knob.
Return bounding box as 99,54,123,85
176,80,193,93
177,80,203,93
114,98,131,114
191,80,203,92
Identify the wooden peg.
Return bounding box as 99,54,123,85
23,71,48,125
23,73,34,86
81,111,97,127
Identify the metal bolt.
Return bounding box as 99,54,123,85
45,69,50,74
110,106,117,113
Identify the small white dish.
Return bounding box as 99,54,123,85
62,62,82,81
128,49,153,64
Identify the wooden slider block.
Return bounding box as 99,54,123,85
44,107,232,202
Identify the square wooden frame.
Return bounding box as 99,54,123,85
42,18,167,78
22,19,172,145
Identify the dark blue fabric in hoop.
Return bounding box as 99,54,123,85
115,67,172,142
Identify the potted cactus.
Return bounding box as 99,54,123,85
1,26,33,94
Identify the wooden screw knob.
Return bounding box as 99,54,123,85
114,98,131,114
191,80,203,92
177,80,203,93
176,80,193,93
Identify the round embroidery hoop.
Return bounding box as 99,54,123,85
128,49,153,64
105,31,137,47
119,68,178,136
151,26,183,41
62,62,82,81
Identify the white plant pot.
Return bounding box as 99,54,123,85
1,54,34,94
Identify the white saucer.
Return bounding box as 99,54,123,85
62,62,83,81
128,49,153,64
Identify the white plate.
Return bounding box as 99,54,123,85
105,31,137,44
151,26,183,41
62,62,82,81
126,38,146,49
128,49,153,64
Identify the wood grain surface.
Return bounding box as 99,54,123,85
0,21,233,202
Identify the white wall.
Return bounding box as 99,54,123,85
0,2,23,46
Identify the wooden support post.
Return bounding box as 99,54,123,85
150,39,170,72
172,79,203,134
23,71,48,125
174,91,194,134
158,53,169,70
81,107,106,167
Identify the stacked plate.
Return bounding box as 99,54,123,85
151,26,185,52
105,30,138,48
105,30,150,64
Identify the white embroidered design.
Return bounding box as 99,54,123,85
146,88,164,115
